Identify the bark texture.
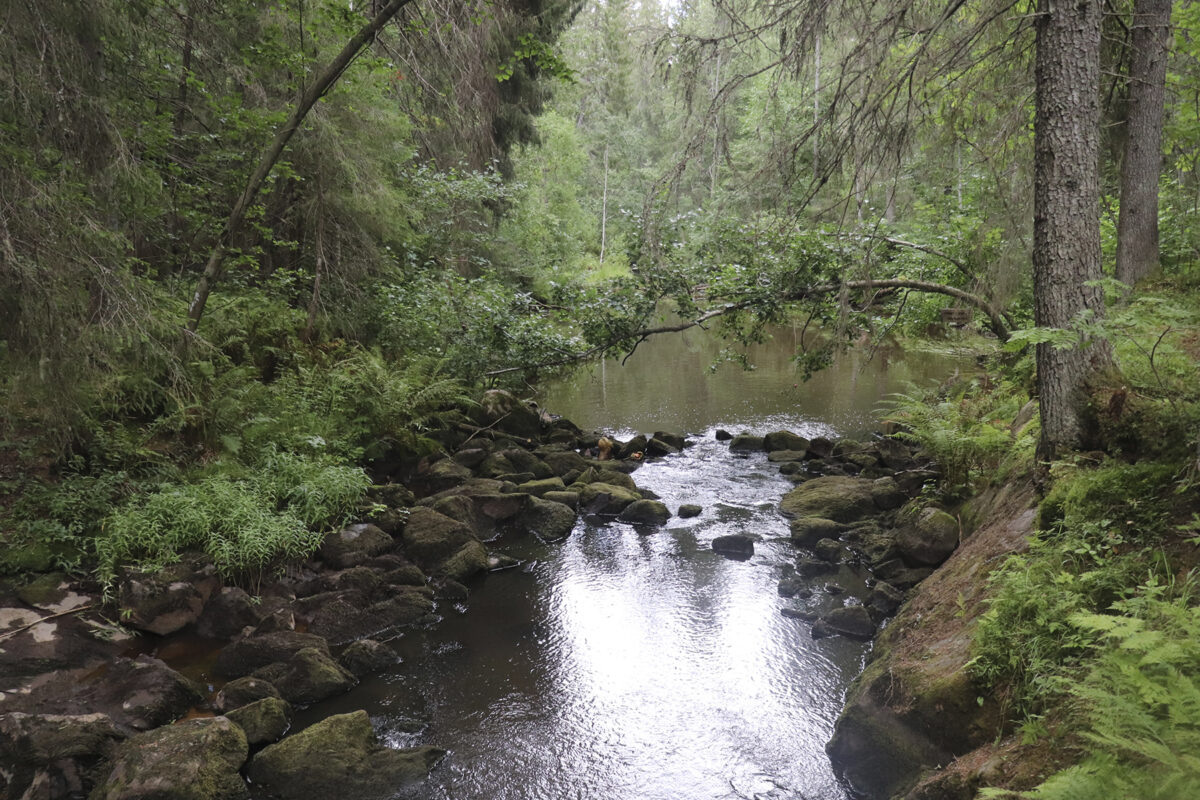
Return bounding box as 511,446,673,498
1033,0,1110,459
1115,0,1172,286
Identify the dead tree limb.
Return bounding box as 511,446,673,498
484,278,1009,377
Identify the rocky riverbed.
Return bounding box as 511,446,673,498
0,388,973,800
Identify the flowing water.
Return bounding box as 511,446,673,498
295,327,969,800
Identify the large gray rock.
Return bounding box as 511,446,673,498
319,524,394,570
812,606,876,641
196,587,262,640
92,716,248,800
252,647,356,706
711,535,755,559
476,389,543,439
896,508,960,566
780,477,878,523
515,496,577,541
247,711,445,800
0,712,124,800
118,555,220,636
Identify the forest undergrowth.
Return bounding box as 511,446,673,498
887,280,1200,799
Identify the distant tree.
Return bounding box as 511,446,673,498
1116,0,1173,287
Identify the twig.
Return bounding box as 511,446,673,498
0,604,97,641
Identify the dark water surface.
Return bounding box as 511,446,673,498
296,328,968,800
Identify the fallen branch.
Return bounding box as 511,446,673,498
485,278,1009,377
0,604,97,641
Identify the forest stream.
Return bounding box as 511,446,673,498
287,327,970,800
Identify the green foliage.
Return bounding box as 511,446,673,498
882,374,1035,497
971,459,1179,718
96,451,368,588
982,582,1200,799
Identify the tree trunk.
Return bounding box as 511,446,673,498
1115,0,1172,287
1033,0,1111,460
184,0,414,338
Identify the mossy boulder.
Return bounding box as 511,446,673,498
763,430,810,453
339,639,397,678
215,631,330,679
577,483,642,515
728,434,765,452
246,711,445,800
401,507,477,570
541,450,590,477
319,524,394,570
780,477,877,523
214,677,281,713
515,496,577,540
788,517,844,548
515,477,566,498
438,540,490,582
897,508,960,566
225,697,291,747
617,499,671,526
475,389,542,439
92,716,248,800
678,504,703,518
252,648,355,706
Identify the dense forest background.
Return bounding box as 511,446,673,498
4,2,1200,795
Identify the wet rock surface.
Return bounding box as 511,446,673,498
246,711,445,800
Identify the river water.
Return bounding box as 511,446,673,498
296,326,967,800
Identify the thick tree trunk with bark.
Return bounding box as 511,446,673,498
1115,0,1172,286
1033,0,1111,460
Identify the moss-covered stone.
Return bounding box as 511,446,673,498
92,716,248,800
438,540,490,582
576,483,642,514
516,496,577,540
616,499,671,525
247,711,445,800
515,477,566,497
780,477,877,523
225,698,291,747
252,647,355,706
788,516,843,547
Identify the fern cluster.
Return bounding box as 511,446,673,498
982,581,1200,799
96,452,368,589
882,374,1036,497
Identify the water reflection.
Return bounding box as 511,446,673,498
290,329,969,800
535,321,965,437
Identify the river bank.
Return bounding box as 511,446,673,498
1,379,970,800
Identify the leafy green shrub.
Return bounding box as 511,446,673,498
1037,460,1177,540
96,454,368,589
882,376,1035,496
